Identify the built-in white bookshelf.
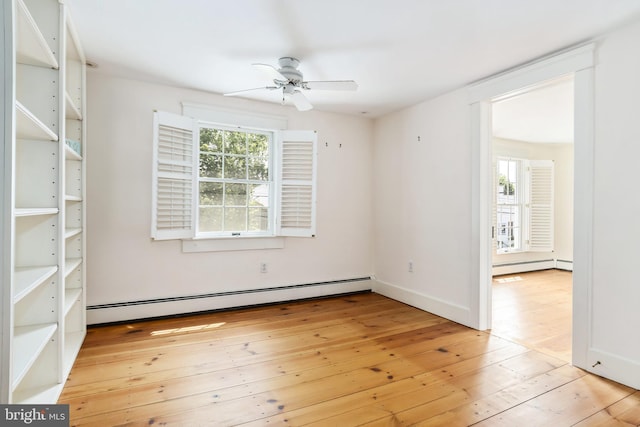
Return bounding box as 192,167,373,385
1,0,87,404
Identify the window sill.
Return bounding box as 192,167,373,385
182,236,285,253
496,249,524,255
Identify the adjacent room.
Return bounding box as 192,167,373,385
2,0,640,425
491,77,575,362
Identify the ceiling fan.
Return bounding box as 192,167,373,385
224,57,358,111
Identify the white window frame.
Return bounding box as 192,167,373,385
495,157,554,254
151,107,317,245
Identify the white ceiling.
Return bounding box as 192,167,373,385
65,0,640,118
492,76,575,144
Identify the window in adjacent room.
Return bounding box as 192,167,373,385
496,158,523,252
495,157,554,254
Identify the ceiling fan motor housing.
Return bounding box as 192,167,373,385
277,57,303,84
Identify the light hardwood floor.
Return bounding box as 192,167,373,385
59,284,639,426
492,269,572,362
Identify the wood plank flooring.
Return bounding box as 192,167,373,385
59,286,639,426
492,269,573,362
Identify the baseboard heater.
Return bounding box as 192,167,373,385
87,276,373,324
492,259,573,276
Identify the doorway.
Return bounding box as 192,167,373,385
468,43,595,371
489,77,574,362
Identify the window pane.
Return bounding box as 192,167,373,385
224,130,246,155
498,160,517,201
200,153,222,178
224,156,246,179
249,184,269,208
247,133,269,156
199,182,223,205
225,183,247,206
200,128,223,153
248,207,268,231
248,156,269,181
497,205,521,251
199,207,223,232
224,207,246,231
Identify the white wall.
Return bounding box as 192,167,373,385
588,17,640,384
492,138,574,268
372,89,473,326
85,74,374,323
372,18,640,387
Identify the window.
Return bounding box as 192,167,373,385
151,110,317,241
198,126,272,236
495,157,554,254
496,158,523,252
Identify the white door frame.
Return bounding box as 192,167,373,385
468,43,595,370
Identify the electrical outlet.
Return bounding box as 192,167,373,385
260,262,268,273
408,261,413,273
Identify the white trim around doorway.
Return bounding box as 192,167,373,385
467,43,594,372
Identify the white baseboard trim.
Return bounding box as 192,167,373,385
492,259,574,275
372,279,472,328
87,278,372,325
584,348,640,390
492,259,555,276
555,259,573,271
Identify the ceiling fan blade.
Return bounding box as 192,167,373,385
253,63,287,82
291,91,313,111
304,80,358,91
224,86,278,96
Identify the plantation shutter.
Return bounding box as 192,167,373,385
151,111,197,240
277,130,317,237
528,160,554,252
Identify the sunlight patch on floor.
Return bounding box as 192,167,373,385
151,322,226,336
494,276,523,284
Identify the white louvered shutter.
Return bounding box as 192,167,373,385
277,130,317,237
528,160,554,252
152,111,197,240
